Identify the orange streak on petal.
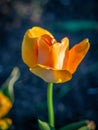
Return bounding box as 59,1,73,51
65,39,90,74
41,34,55,46
37,37,53,67
30,64,72,83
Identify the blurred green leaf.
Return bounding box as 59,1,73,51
57,84,71,99
58,120,87,130
78,126,89,130
38,119,55,130
1,67,20,102
52,20,98,32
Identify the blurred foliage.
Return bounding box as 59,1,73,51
0,67,20,129
38,120,96,130
57,84,71,100
52,21,98,32
59,120,87,130
38,119,55,130
1,67,20,102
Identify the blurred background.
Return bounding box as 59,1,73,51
0,0,98,129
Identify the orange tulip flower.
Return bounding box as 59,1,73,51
0,118,12,130
22,26,90,83
0,93,12,118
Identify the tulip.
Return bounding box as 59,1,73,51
0,93,12,118
22,26,90,83
0,118,12,130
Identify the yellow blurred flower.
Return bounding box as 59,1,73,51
22,26,90,83
0,92,12,129
0,118,12,130
0,93,12,118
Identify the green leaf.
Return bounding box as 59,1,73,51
1,67,20,103
38,120,55,130
58,120,87,130
78,126,89,130
57,83,71,100
52,21,98,32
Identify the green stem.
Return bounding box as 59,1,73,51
47,83,54,127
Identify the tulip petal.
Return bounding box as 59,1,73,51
28,26,54,38
65,39,90,74
56,37,69,69
22,30,38,68
38,36,69,69
0,93,12,118
30,64,72,83
41,34,55,46
22,26,54,68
